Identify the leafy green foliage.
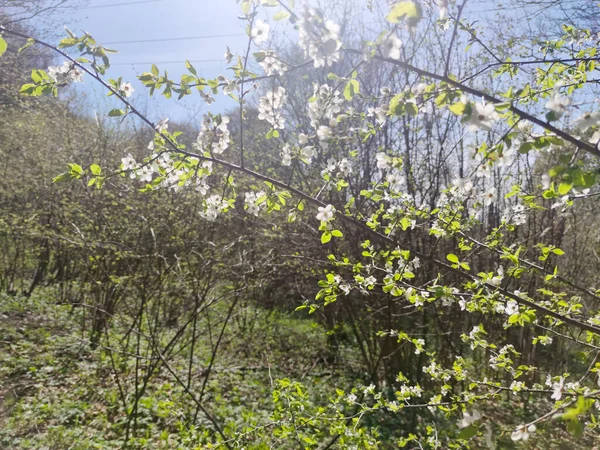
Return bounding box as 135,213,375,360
0,37,7,57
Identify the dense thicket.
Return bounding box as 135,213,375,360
2,0,600,448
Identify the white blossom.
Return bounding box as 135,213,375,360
550,377,564,401
47,60,83,84
298,8,342,68
195,178,209,195
217,76,237,95
194,114,231,155
119,82,134,98
200,195,229,221
545,92,572,119
376,152,392,170
300,145,316,164
245,191,266,216
138,164,155,183
316,204,335,222
504,203,527,225
338,158,353,176
505,299,519,315
551,194,571,211
251,19,270,45
458,410,481,429
509,380,525,395
542,173,551,190
386,169,404,192
298,133,309,145
363,383,376,395
258,51,287,76
575,111,600,131
258,86,286,129
200,90,215,105
368,106,388,126
308,84,343,129
317,125,332,141
381,34,402,60
156,118,169,133
482,188,496,206
121,153,137,173
497,146,516,168
452,177,473,196
468,102,499,132
280,144,292,166
511,424,536,441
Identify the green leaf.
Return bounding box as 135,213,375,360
566,418,584,438
58,37,78,48
386,1,422,26
68,163,84,177
0,37,8,57
399,216,412,231
90,164,102,175
108,109,125,117
344,79,360,101
435,92,448,106
52,172,72,183
388,94,403,115
18,38,35,53
557,182,572,195
241,0,251,14
518,142,533,154
273,11,290,20
321,231,332,244
19,83,39,96
448,102,467,115
458,424,479,440
331,230,343,237
405,102,418,116
31,70,45,83
508,313,520,324
446,253,459,264
185,60,197,75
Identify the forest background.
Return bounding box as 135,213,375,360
2,0,600,448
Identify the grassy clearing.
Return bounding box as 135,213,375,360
0,290,362,449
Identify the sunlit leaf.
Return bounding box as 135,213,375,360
386,1,422,27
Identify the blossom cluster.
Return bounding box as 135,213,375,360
193,114,231,155
258,51,287,76
297,8,342,68
280,136,316,167
47,61,84,84
244,190,266,216
308,84,344,130
258,86,286,129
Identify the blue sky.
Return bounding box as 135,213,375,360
21,0,573,126
40,0,254,123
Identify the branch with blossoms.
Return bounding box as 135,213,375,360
5,4,599,356
4,0,600,446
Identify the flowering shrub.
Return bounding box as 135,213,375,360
2,0,600,447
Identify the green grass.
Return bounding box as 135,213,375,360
0,290,361,449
